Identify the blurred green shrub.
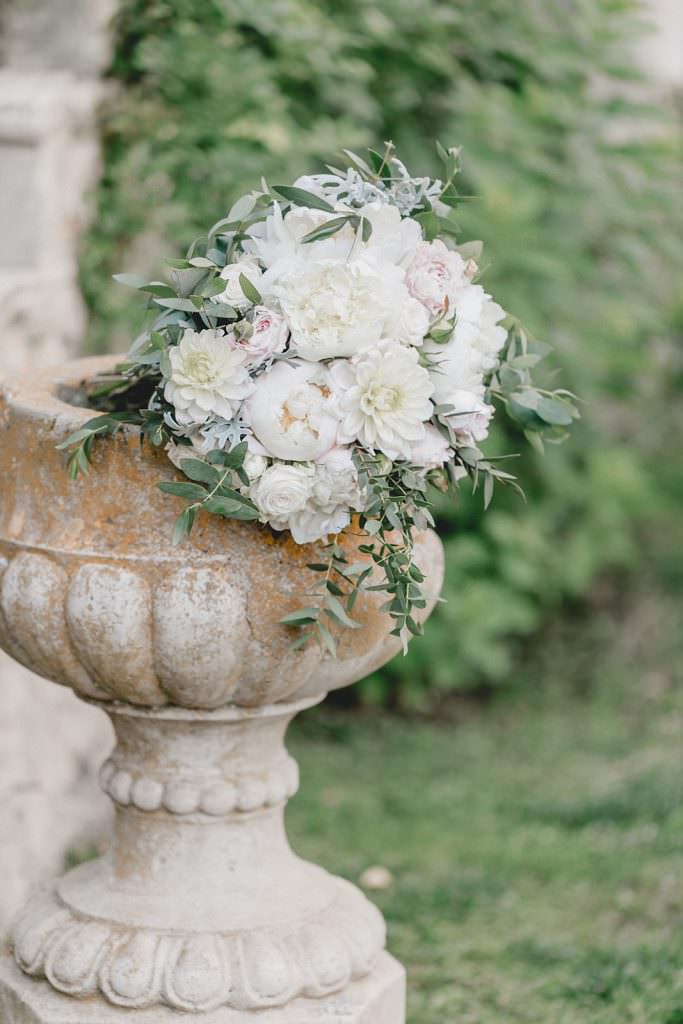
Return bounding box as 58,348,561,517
82,0,681,700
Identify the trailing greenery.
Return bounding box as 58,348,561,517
82,0,681,697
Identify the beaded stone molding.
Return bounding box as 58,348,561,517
99,754,300,815
13,880,385,1013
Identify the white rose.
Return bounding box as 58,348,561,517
331,343,434,460
163,329,254,425
404,239,469,315
250,463,315,532
230,306,289,364
214,257,263,310
406,425,453,468
271,257,408,361
244,359,339,460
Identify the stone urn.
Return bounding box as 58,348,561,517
0,357,444,1023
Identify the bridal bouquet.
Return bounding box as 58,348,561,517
62,142,578,651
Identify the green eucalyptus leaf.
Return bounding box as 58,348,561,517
158,481,208,500
272,185,335,212
536,396,576,426
178,458,221,486
239,273,262,305
112,272,147,289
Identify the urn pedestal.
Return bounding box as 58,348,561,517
0,358,444,1022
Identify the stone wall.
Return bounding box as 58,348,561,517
639,0,683,88
0,0,115,935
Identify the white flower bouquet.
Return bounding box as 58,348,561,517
61,143,578,651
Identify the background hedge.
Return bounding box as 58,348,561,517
82,0,682,701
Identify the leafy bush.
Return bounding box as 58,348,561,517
82,0,681,699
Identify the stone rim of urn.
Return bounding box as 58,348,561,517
0,357,444,1018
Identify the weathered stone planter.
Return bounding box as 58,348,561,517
0,357,444,1023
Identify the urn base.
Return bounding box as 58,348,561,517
0,950,406,1023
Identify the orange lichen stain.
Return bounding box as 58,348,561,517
8,508,26,538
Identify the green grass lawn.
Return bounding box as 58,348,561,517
287,606,683,1023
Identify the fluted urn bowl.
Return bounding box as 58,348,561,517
0,356,443,711
0,357,444,1023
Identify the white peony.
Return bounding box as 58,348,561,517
448,285,507,371
470,292,507,371
355,202,423,265
331,344,434,459
426,336,486,404
229,306,289,364
244,359,339,461
163,329,254,426
214,257,263,310
248,200,422,273
271,257,408,362
404,239,470,315
250,463,315,532
406,425,453,468
246,204,353,269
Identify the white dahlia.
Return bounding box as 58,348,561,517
331,344,434,460
163,329,254,426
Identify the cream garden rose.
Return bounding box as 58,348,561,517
249,462,315,532
230,306,289,364
163,329,254,425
